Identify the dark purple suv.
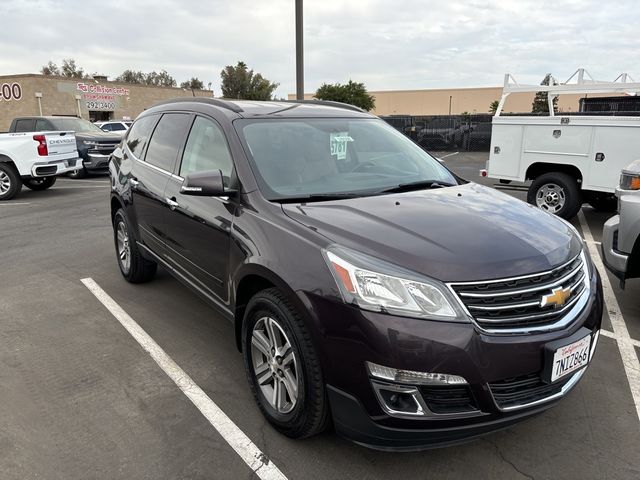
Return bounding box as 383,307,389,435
109,98,603,450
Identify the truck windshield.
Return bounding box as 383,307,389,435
236,118,457,201
50,118,104,133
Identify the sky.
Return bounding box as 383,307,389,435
0,0,638,98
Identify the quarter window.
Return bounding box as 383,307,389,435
145,114,192,172
126,115,157,159
180,116,234,182
14,119,34,132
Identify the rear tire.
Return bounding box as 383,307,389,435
586,192,618,212
242,288,330,439
68,167,88,179
113,209,157,283
23,176,56,191
0,162,21,200
527,172,582,219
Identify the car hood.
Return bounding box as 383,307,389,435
281,183,582,282
75,131,123,141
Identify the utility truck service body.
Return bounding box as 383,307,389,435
484,69,640,219
0,130,79,200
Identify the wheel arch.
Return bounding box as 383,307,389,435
232,264,307,352
525,163,583,185
0,154,18,172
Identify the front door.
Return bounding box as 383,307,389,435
162,115,237,303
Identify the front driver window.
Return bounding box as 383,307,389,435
180,116,234,185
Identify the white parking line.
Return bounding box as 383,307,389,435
601,329,640,349
0,202,31,206
53,185,110,189
81,278,287,480
578,210,640,423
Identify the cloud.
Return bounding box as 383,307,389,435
0,0,638,97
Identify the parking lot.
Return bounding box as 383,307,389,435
1,154,639,479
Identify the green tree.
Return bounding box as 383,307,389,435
220,61,279,100
489,100,500,114
145,70,176,87
41,61,60,76
180,77,205,90
314,80,375,111
116,69,147,84
532,74,558,114
60,58,85,78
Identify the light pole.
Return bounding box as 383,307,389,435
296,0,304,100
448,95,452,115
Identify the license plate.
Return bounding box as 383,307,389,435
550,335,591,382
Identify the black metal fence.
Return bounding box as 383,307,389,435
381,114,493,152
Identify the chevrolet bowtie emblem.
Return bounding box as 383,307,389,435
540,286,572,308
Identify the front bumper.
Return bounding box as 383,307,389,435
302,270,603,450
30,157,81,177
82,153,111,171
602,215,629,280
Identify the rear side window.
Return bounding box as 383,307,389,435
111,123,127,131
145,113,191,172
13,119,34,132
35,119,51,131
126,115,157,159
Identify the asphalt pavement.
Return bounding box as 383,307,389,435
1,159,639,480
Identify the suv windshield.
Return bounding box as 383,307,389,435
236,118,457,201
50,118,104,133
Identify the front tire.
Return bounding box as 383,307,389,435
113,209,157,283
0,163,21,200
242,288,329,439
528,172,582,219
23,176,56,191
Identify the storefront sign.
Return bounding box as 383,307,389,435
76,82,129,111
0,82,22,101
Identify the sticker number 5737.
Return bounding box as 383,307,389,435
0,83,23,101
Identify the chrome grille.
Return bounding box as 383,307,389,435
449,253,589,332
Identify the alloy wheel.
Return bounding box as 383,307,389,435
251,316,299,414
116,220,131,274
0,171,11,195
535,183,566,214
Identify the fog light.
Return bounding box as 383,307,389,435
366,361,468,386
371,382,426,416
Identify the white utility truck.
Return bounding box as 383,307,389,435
0,130,80,200
483,69,640,219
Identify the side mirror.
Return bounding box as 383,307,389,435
180,169,227,196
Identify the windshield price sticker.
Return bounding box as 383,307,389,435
330,132,354,160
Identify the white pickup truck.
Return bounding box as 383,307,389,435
0,130,80,200
483,69,640,219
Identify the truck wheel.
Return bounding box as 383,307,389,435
242,288,330,439
68,167,88,179
0,163,21,201
586,192,618,212
23,176,57,191
113,209,157,283
528,172,582,219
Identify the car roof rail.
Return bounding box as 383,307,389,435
283,99,366,113
155,97,244,113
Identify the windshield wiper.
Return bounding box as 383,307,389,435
376,180,456,194
276,193,365,203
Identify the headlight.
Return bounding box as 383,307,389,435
620,172,640,190
324,247,466,321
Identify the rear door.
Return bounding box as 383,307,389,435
162,114,237,302
122,113,187,258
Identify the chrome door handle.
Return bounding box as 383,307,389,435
166,197,179,210
129,178,140,188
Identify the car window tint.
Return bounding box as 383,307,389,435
126,115,157,159
111,123,126,131
180,116,234,182
14,119,34,132
35,119,50,131
101,123,112,131
145,113,191,172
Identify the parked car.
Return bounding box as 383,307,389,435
95,120,132,132
109,98,603,450
0,129,79,200
602,159,640,287
9,116,123,178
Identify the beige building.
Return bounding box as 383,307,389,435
290,87,588,116
0,73,212,131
